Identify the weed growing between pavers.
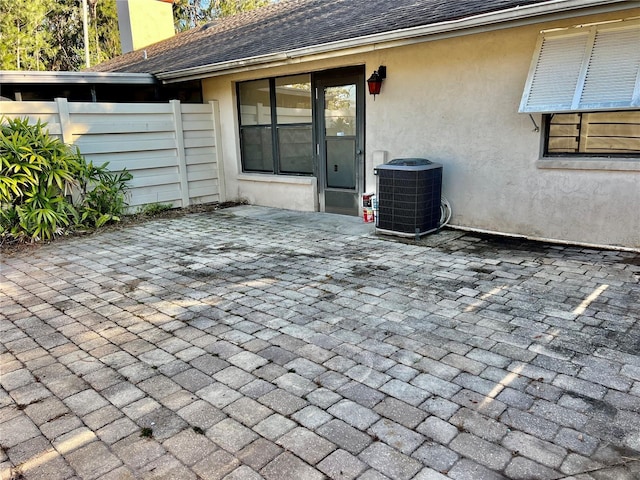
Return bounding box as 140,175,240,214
9,466,24,480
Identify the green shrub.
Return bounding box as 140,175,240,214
138,202,174,216
73,160,133,229
0,117,132,243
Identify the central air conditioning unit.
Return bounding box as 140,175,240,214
374,158,443,238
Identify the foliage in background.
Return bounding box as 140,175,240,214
48,0,122,71
0,0,274,71
0,0,54,70
0,117,132,243
0,0,121,71
168,0,271,33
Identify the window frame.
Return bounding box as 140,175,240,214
543,110,640,158
237,75,315,176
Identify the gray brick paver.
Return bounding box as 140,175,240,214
197,382,243,409
223,396,272,427
222,465,264,480
62,389,109,416
328,399,380,430
0,414,42,448
318,450,368,479
193,449,240,480
227,351,269,372
501,430,567,468
253,413,297,441
23,396,69,426
369,418,425,455
503,456,562,480
276,426,336,464
177,399,226,429
374,397,428,429
121,397,162,420
449,407,508,442
449,432,513,470
213,366,256,388
379,379,430,406
338,381,386,408
359,442,423,480
560,452,605,476
274,372,317,396
446,458,507,480
39,413,84,440
412,442,459,472
162,428,217,466
529,399,589,430
412,373,461,399
500,408,560,441
5,435,51,465
139,453,199,479
358,469,392,480
291,405,333,429
237,438,283,471
96,416,139,444
257,388,307,416
317,419,373,455
101,382,146,408
3,208,639,480
66,441,122,480
450,389,507,418
261,452,324,480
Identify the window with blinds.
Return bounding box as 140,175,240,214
546,111,640,155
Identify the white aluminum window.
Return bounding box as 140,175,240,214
520,19,640,113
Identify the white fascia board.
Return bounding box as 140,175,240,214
158,0,640,83
0,71,157,85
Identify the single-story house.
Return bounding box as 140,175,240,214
92,0,640,249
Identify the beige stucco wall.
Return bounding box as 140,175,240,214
202,9,640,248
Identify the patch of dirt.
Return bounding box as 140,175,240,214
0,201,244,257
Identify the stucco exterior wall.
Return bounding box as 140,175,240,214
202,9,640,248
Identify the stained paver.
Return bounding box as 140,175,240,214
1,205,639,479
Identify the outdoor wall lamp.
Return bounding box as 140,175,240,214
367,66,386,99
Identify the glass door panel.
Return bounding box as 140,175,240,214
326,138,356,188
324,85,356,136
315,69,364,216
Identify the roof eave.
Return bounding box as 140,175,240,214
157,0,640,83
0,71,157,85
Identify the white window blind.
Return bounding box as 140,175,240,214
520,20,640,113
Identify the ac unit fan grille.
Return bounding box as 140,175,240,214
375,164,442,236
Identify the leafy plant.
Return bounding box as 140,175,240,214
0,117,132,243
138,202,174,216
74,160,132,229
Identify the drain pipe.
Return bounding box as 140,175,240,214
445,223,640,253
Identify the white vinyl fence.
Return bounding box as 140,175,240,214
0,98,225,209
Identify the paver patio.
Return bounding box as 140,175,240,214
1,205,639,480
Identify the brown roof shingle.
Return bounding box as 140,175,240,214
92,0,556,75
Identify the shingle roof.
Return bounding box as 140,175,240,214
91,0,558,75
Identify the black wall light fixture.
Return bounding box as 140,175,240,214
367,65,386,99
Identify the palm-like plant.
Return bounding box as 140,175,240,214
1,117,131,243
